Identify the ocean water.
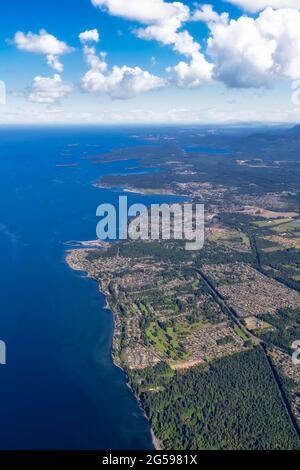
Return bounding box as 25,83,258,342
0,127,184,450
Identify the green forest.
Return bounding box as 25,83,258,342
130,348,300,450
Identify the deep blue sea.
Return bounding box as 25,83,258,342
0,127,184,450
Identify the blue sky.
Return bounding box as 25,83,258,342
1,0,300,124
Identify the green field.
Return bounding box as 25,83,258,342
146,322,188,360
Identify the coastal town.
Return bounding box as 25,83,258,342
66,126,300,449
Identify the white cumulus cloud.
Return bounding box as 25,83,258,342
192,4,229,24
29,74,73,103
79,29,100,43
13,30,72,55
46,54,64,73
92,0,194,55
12,30,73,72
91,0,213,88
225,0,300,13
167,53,213,88
90,1,300,89
81,46,166,99
91,0,184,24
208,7,300,87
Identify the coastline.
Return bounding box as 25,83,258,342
64,166,189,451
150,429,162,451
93,181,177,196
65,249,162,451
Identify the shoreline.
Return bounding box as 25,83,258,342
150,429,162,451
65,249,162,451
93,182,178,196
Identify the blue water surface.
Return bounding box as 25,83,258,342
0,127,184,450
